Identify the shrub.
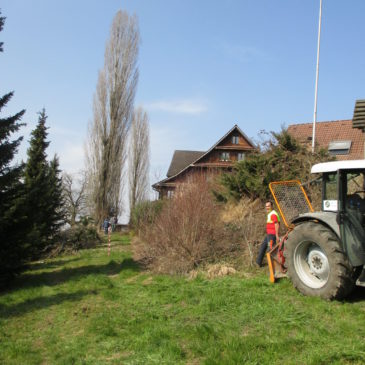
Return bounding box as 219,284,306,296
130,200,164,232
133,178,236,274
219,128,332,201
220,198,270,267
49,222,101,257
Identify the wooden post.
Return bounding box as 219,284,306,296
108,226,112,256
267,239,275,283
267,253,276,283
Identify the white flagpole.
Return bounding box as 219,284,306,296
312,0,323,153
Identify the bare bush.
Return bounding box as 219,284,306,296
133,177,234,274
133,178,287,273
221,198,267,267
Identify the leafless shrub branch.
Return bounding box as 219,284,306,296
133,176,233,273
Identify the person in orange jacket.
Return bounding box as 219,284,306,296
256,201,280,267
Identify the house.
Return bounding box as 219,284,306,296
287,119,364,160
152,125,256,199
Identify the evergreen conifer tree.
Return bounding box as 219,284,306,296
0,10,5,52
0,11,27,284
0,93,27,282
24,109,60,254
46,155,65,237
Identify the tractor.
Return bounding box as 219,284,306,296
269,159,365,300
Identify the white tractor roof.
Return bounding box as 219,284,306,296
311,159,365,174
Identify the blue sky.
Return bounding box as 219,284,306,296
1,0,365,183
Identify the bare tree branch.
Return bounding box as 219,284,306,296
62,171,87,225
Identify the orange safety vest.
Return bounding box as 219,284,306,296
266,210,280,235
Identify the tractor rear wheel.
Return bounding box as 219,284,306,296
284,221,356,300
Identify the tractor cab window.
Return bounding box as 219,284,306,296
346,172,365,197
323,173,338,211
344,172,365,225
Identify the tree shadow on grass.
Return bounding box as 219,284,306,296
0,289,97,319
9,258,140,291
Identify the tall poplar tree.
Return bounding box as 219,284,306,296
0,10,27,283
86,10,139,226
129,107,150,217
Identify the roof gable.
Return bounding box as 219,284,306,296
216,126,255,148
192,124,256,165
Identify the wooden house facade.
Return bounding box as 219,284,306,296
152,125,256,199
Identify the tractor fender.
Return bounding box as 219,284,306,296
291,212,365,266
291,211,340,238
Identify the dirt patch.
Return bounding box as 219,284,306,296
142,276,154,285
105,352,134,361
206,264,237,279
125,274,141,283
188,264,237,280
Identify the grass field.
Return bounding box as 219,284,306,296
1,233,365,365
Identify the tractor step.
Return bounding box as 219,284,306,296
356,280,365,287
356,268,365,287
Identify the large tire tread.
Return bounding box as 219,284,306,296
284,221,355,300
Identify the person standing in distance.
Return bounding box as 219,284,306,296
256,201,280,267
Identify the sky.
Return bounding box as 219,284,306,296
1,0,365,194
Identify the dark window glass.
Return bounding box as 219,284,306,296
220,152,230,161
232,135,239,144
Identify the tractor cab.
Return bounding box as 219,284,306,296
312,160,365,268
316,161,365,217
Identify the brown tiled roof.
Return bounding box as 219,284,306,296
166,150,205,177
287,120,364,160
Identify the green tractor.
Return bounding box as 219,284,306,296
270,160,365,300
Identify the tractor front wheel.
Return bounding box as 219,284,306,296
285,221,356,300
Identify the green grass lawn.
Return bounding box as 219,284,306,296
1,233,365,365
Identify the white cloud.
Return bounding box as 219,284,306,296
146,98,208,115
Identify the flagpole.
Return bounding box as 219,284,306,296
312,0,323,153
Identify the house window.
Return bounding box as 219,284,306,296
328,140,352,155
232,135,239,144
220,152,230,161
237,153,245,161
167,190,174,199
